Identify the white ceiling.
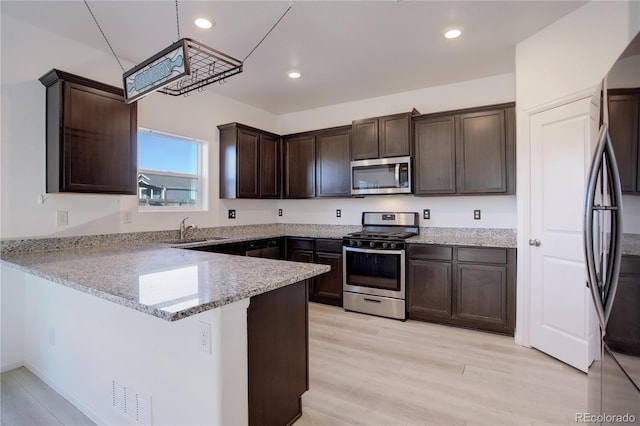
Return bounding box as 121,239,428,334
1,0,585,114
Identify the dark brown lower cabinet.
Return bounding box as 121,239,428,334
407,259,452,317
408,244,516,335
247,280,308,426
288,238,343,307
605,255,640,355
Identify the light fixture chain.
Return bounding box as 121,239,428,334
175,0,181,40
83,0,125,72
243,2,293,62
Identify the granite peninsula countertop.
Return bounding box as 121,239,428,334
3,224,638,322
1,243,330,322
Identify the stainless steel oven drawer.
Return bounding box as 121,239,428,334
343,291,406,320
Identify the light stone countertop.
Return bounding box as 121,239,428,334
1,243,329,322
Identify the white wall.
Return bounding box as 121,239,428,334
275,73,517,228
0,14,279,240
22,271,249,425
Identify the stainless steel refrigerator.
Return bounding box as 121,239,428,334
585,111,640,423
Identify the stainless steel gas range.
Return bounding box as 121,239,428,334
343,212,419,320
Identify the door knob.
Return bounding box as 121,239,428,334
529,239,541,247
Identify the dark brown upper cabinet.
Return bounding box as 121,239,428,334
283,134,316,198
352,112,412,160
414,115,456,194
608,89,640,194
315,126,351,198
413,103,516,196
283,125,352,199
218,123,280,199
39,69,137,194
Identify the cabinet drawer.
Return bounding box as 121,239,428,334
288,238,314,251
314,238,342,253
457,247,507,264
408,245,452,261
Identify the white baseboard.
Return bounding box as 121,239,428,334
1,361,25,373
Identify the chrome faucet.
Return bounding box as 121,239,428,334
179,217,198,241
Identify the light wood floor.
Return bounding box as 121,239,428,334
296,303,588,426
1,367,94,426
1,303,588,425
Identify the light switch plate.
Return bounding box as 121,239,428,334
56,211,68,226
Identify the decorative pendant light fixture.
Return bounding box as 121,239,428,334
83,0,292,104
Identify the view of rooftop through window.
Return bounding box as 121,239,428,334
138,129,203,208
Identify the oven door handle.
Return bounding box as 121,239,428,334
344,247,403,255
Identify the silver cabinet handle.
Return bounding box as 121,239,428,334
529,239,541,247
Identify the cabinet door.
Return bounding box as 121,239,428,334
456,109,507,194
608,94,639,193
260,133,280,198
413,115,456,195
379,113,411,158
456,263,508,326
312,252,343,306
237,128,260,198
407,259,452,318
63,82,137,193
352,118,379,160
284,136,315,198
316,128,351,197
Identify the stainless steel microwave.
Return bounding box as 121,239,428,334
351,156,412,195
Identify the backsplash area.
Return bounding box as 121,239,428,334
274,195,517,228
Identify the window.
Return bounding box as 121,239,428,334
138,128,206,210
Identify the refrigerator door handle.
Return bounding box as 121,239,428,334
584,123,624,334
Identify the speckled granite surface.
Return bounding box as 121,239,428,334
1,243,329,322
408,227,517,248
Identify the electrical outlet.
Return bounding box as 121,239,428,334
278,208,283,217
474,209,481,220
336,209,341,218
122,209,133,224
423,209,430,220
228,209,236,219
56,211,68,226
198,321,211,354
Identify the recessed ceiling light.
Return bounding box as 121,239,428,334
444,29,462,39
288,71,301,79
195,18,214,29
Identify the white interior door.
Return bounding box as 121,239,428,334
529,97,598,373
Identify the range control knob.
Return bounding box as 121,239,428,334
356,240,363,247
390,242,397,249
369,241,376,248
382,242,389,249
349,240,356,246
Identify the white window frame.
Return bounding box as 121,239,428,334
137,127,208,212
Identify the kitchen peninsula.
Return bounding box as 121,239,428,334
0,237,330,426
